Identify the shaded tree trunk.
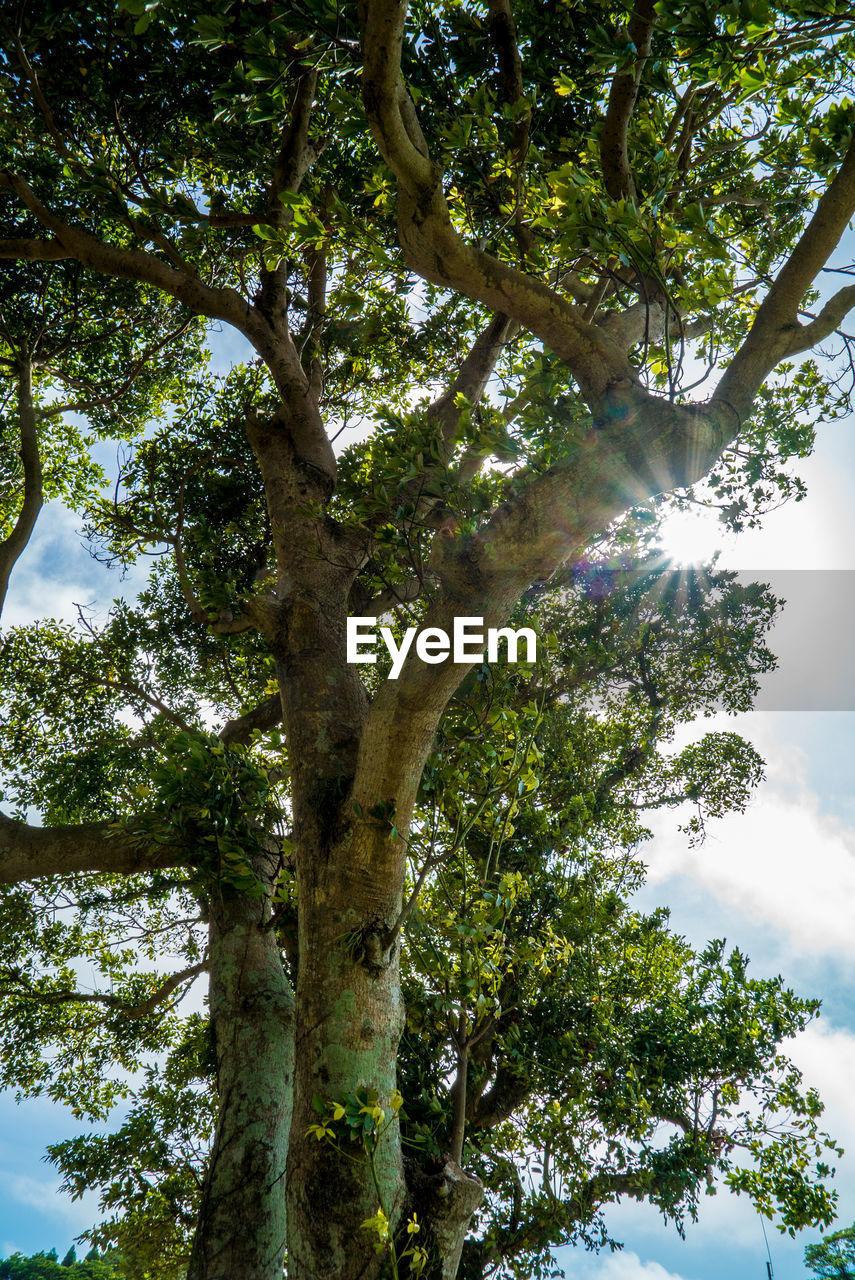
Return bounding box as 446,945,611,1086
188,871,295,1280
286,834,407,1279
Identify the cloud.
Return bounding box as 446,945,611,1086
0,1172,100,1230
2,496,154,634
3,502,116,630
559,1247,692,1280
642,715,855,960
590,1253,690,1280
790,1021,855,1154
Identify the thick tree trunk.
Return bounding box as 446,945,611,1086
245,410,486,1277
188,877,295,1280
286,836,407,1279
279,639,410,1278
284,677,485,1279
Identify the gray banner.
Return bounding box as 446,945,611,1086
740,571,855,711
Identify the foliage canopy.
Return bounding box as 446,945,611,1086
2,2,855,1279
806,1224,855,1280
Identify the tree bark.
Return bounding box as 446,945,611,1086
286,823,407,1280
188,874,295,1280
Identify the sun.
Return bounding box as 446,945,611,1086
655,506,730,567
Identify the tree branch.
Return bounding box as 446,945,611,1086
0,812,186,885
470,1063,531,1131
219,693,283,747
0,238,70,261
36,315,195,422
271,67,320,200
448,1011,469,1164
357,0,688,413
14,35,74,164
0,170,253,329
0,360,43,617
1,960,207,1019
258,66,319,320
361,577,425,617
0,172,336,479
784,282,855,355
486,0,533,257
599,0,656,200
716,132,855,417
360,3,855,488
428,311,518,451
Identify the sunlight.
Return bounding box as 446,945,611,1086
655,506,729,566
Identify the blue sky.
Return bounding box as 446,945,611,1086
2,350,855,1279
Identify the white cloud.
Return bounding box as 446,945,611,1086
559,1247,691,1280
586,1179,774,1254
3,503,110,630
2,499,150,632
590,1252,690,1280
643,715,855,959
0,1172,100,1230
790,1022,855,1154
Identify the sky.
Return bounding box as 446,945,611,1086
556,410,855,1280
2,339,855,1280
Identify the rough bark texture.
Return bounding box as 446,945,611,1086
188,872,295,1280
287,828,407,1279
0,360,42,615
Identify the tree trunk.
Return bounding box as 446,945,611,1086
286,834,407,1279
245,408,486,1277
283,673,485,1279
188,876,295,1280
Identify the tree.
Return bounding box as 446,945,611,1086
806,1225,855,1280
1,2,853,1279
21,562,836,1280
0,1248,120,1280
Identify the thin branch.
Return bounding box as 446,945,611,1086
716,131,855,417
486,0,533,258
0,169,254,330
662,83,697,150
36,315,194,422
448,1009,469,1164
301,241,328,403
2,959,208,1019
14,36,73,163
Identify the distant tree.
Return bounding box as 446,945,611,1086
806,1225,855,1280
0,1249,119,1280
